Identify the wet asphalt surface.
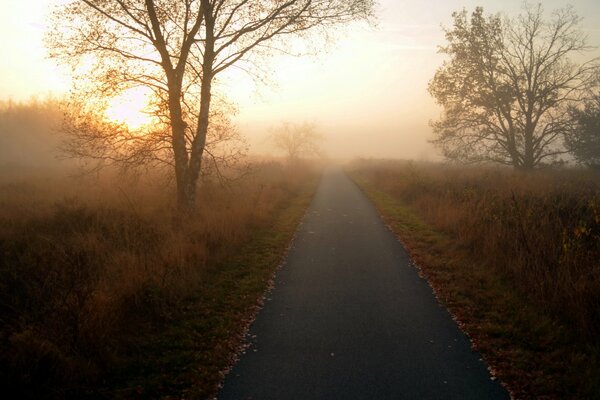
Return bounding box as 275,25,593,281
219,168,509,400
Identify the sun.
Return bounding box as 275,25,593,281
105,87,154,130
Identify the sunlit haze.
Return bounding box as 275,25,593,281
2,3,600,396
2,0,600,159
105,87,155,130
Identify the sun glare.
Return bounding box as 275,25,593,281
105,87,154,130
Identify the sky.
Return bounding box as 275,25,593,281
1,0,600,160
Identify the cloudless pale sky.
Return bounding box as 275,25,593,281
1,0,600,159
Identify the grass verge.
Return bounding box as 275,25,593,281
349,169,600,400
0,163,318,399
101,174,318,399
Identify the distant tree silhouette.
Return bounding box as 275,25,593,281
47,0,374,210
270,122,323,162
428,4,598,169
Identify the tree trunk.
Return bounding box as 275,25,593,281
506,130,521,169
168,84,192,210
181,79,211,211
523,134,535,169
178,3,215,211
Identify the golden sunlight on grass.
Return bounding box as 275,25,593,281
0,160,319,398
104,87,154,130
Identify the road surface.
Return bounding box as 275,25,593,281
219,168,508,400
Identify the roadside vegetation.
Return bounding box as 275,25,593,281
349,159,600,399
0,100,319,398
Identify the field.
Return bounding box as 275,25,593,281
349,159,600,399
0,162,317,399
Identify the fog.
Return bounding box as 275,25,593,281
0,99,70,170
219,0,600,160
1,3,600,397
1,0,600,163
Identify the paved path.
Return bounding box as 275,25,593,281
219,168,508,399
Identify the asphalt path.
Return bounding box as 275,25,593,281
219,168,508,400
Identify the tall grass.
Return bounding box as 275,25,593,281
350,159,600,339
0,162,311,398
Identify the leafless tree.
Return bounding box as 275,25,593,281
270,122,323,161
59,96,247,182
47,0,374,209
428,4,598,169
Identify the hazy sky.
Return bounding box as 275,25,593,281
1,0,600,159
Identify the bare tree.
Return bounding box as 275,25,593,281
47,0,374,210
59,96,247,182
428,4,598,169
270,122,323,161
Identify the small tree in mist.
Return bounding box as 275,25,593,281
270,122,323,162
566,91,600,167
428,4,598,169
47,0,374,210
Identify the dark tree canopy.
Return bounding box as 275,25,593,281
48,0,375,209
428,5,597,169
567,92,600,166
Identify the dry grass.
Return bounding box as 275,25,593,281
349,159,600,398
351,159,600,338
0,162,316,399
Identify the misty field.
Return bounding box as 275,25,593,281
0,162,316,398
350,159,600,398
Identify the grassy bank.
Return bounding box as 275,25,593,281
0,162,318,399
348,160,600,399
